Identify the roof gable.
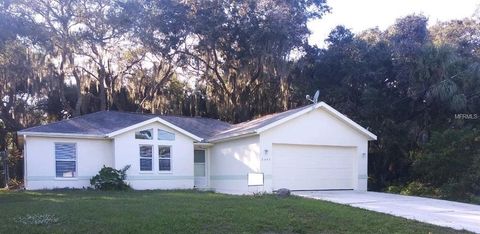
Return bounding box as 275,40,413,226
206,102,377,142
106,117,203,141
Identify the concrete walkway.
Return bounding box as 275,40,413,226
293,191,480,233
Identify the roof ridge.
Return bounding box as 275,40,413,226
106,110,228,122
213,104,313,135
233,104,312,126
19,111,110,132
161,115,226,121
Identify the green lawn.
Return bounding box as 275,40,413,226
0,190,468,234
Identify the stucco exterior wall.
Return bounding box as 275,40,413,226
209,136,261,194
113,122,195,190
25,136,113,190
259,107,370,192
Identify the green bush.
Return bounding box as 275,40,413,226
90,165,131,190
385,185,402,194
439,180,472,201
399,181,439,197
411,129,480,202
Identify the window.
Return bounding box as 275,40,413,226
139,145,153,171
158,129,175,141
135,129,153,140
55,143,76,178
194,150,205,177
158,146,171,171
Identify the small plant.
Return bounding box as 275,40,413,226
14,214,59,225
90,165,131,190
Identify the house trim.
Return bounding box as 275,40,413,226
17,132,107,139
106,117,203,142
207,132,258,143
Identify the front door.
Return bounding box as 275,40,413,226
194,150,207,188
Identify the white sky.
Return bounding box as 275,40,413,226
308,0,480,47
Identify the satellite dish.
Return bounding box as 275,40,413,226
306,90,320,104
313,90,320,104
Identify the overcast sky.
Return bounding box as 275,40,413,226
308,0,480,47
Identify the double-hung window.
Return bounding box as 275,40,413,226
158,146,171,171
55,143,76,178
139,145,153,171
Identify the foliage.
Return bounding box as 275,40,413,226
127,0,330,122
411,129,480,201
0,190,464,233
386,182,440,198
90,165,131,190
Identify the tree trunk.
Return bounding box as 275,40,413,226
72,70,82,116
98,67,107,111
57,72,73,117
99,77,107,111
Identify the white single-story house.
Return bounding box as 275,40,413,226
18,102,377,194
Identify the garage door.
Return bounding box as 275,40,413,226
272,144,355,190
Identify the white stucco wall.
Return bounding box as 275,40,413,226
259,107,371,192
25,136,113,190
113,122,195,190
209,136,261,194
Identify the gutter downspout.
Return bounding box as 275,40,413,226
23,135,27,190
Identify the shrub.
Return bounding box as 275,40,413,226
90,165,131,190
411,128,480,202
439,180,472,201
399,181,439,198
385,185,402,194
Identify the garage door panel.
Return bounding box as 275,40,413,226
273,168,352,178
275,161,351,168
273,144,355,190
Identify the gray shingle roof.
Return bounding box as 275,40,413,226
19,104,315,142
19,111,154,136
19,111,233,140
206,104,313,142
159,115,232,139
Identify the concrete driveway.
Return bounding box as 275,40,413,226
293,191,480,233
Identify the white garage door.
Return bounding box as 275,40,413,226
272,144,356,190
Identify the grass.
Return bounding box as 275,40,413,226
0,190,469,234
